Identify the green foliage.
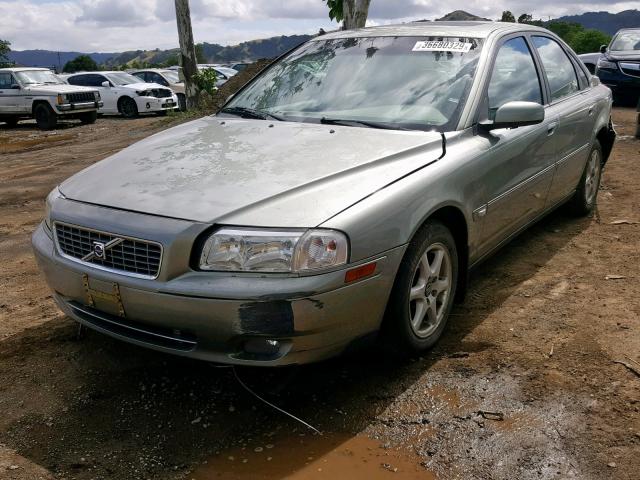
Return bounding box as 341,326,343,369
500,11,515,23
518,13,533,24
571,29,612,54
63,54,98,73
324,0,343,23
193,68,218,95
163,54,180,67
545,21,611,54
0,38,10,61
195,44,206,63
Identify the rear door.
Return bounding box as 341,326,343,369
474,35,557,255
531,35,596,203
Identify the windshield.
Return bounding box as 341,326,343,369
611,31,640,51
15,70,64,85
161,70,180,83
107,72,143,86
225,36,482,131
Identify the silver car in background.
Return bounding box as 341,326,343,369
33,22,615,366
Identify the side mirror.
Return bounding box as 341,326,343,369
600,44,607,54
590,75,601,87
480,101,545,131
10,84,21,90
101,81,110,88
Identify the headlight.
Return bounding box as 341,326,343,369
136,90,151,97
94,91,101,100
44,187,64,230
56,94,68,105
597,59,618,70
199,228,349,273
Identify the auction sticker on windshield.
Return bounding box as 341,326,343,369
412,41,473,53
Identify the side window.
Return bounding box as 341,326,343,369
575,62,589,88
88,74,107,87
150,73,168,86
132,72,146,81
0,72,14,88
67,75,84,86
532,36,579,102
487,37,542,119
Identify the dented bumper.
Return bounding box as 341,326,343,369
31,201,404,365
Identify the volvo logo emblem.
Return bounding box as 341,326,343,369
81,237,124,262
93,241,106,259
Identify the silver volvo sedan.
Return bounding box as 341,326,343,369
33,22,615,366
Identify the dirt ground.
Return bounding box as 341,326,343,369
0,109,638,480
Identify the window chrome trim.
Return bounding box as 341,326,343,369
53,221,164,280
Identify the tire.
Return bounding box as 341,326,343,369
177,93,186,112
78,111,97,125
383,220,458,354
3,117,18,128
118,97,138,118
566,141,603,216
34,103,57,130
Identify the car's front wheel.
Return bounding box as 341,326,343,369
567,140,603,216
34,103,57,130
177,93,186,111
118,97,138,118
384,220,458,354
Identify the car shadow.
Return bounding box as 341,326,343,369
0,207,593,479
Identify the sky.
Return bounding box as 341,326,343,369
1,0,637,52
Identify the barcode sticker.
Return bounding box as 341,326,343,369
412,41,473,53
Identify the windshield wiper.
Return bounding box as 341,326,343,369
320,117,408,130
219,106,284,121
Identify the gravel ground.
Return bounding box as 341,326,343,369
0,108,638,480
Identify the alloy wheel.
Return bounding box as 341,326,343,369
408,243,452,338
584,149,601,205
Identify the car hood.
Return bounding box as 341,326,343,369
25,84,96,94
607,51,640,61
60,117,444,227
122,82,167,91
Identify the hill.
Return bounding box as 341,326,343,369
104,34,313,67
556,9,640,35
436,10,490,21
7,50,115,69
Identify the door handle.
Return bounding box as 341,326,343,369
547,122,558,136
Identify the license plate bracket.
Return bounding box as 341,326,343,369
82,273,126,317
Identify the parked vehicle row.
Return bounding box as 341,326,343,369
0,67,101,129
33,22,615,366
63,71,178,118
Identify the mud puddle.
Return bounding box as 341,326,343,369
192,432,435,479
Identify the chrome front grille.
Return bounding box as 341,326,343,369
54,222,162,278
68,92,95,103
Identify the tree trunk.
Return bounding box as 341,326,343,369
174,0,199,109
343,0,370,30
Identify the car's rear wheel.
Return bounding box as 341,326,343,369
118,97,138,118
78,111,98,125
383,220,458,354
34,103,57,130
567,141,603,216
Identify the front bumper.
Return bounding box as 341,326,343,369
31,203,404,366
597,68,640,93
135,95,179,112
56,101,102,113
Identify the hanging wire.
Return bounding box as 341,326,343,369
232,366,323,436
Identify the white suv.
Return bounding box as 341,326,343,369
63,71,178,118
0,68,102,130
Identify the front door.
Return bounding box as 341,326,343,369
474,36,557,256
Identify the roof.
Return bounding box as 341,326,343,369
0,67,51,72
317,21,550,41
130,68,173,73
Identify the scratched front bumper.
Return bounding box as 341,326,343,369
31,200,404,365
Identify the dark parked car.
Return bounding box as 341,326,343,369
596,28,640,103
